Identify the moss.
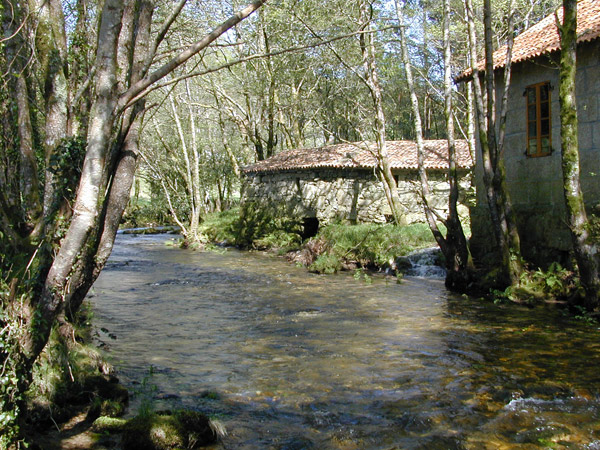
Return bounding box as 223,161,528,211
25,302,129,436
121,410,218,450
92,416,128,432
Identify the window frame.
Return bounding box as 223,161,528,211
525,81,552,158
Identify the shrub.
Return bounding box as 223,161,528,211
492,262,581,304
201,203,303,250
199,208,241,245
309,254,342,274
314,222,436,269
121,199,175,229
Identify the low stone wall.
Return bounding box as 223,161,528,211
242,168,472,226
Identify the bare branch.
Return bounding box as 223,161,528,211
122,27,391,111
118,0,267,112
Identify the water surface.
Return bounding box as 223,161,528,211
91,234,600,449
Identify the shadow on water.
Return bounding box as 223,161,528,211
90,234,600,449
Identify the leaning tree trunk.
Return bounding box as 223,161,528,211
441,0,470,289
2,3,267,444
359,0,402,224
558,0,600,309
395,0,445,244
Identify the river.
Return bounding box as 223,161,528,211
90,234,600,449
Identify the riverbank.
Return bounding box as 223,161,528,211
199,208,440,276
196,209,597,314
25,303,129,449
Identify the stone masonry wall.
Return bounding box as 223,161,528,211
243,168,471,226
470,40,600,265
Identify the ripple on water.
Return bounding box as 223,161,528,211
91,234,600,449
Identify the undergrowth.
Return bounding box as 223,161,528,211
199,209,438,274
200,204,303,252
308,222,437,274
0,280,26,449
491,262,581,305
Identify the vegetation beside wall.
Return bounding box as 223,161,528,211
200,208,438,274
301,222,438,274
199,204,303,252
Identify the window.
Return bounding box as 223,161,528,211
525,82,552,157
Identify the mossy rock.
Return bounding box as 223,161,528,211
87,397,127,421
121,410,218,450
93,416,129,432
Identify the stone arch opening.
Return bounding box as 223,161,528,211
301,217,320,240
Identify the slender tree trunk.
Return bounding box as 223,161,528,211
442,0,470,288
395,0,445,242
185,77,203,238
30,0,70,218
466,82,477,163
169,94,199,240
558,0,599,309
360,0,402,224
2,0,42,230
210,84,241,177
396,0,470,288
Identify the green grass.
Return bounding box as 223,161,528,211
199,208,240,244
199,205,303,251
310,222,437,272
198,210,439,274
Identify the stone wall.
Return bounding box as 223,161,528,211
243,168,472,226
470,40,600,265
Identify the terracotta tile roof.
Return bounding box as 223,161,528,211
242,140,473,174
456,0,600,82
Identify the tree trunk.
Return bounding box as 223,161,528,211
465,0,523,286
558,0,600,309
442,0,470,289
395,0,445,241
396,0,470,288
30,0,70,218
1,2,267,442
359,0,402,224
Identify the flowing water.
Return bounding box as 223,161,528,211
90,234,600,449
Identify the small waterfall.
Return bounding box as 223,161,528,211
402,247,446,278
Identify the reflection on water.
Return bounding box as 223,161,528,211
91,234,600,449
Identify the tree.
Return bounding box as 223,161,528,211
359,0,402,224
396,0,470,288
465,0,524,286
0,0,265,443
557,0,599,309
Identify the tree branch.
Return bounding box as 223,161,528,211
118,0,267,113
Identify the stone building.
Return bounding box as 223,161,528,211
457,0,600,265
242,140,473,234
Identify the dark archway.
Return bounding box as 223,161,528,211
301,217,320,240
